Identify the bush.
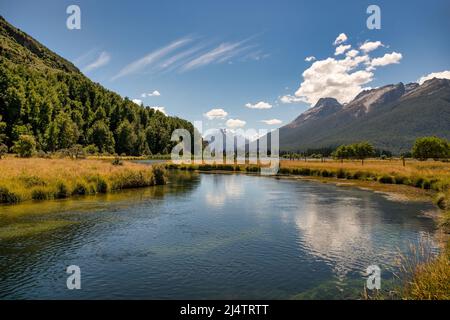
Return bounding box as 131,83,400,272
0,187,20,203
435,193,448,210
112,157,123,166
378,175,395,184
12,135,36,158
55,182,69,199
153,166,167,185
96,177,108,193
72,182,88,195
336,168,346,179
31,188,49,200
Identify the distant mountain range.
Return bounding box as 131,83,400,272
279,78,450,154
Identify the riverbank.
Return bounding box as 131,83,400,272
0,158,166,204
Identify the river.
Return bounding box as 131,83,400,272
0,171,438,299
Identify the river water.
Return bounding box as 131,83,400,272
0,172,438,299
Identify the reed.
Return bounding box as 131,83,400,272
0,158,166,204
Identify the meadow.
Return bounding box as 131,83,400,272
0,157,166,204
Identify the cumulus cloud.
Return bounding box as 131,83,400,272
281,34,402,106
417,70,450,84
82,51,110,73
360,41,384,53
226,118,246,129
368,52,402,70
334,33,348,45
204,108,228,120
245,101,272,109
141,90,161,98
291,57,373,105
305,56,316,62
334,44,351,56
261,119,282,125
132,99,143,105
346,49,359,58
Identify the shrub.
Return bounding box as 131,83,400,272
336,168,346,179
0,187,20,203
55,182,69,199
435,193,448,210
31,188,49,200
72,182,88,195
96,177,108,193
112,157,123,166
378,175,395,184
153,166,167,185
12,135,36,158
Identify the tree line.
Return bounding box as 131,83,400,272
280,136,449,165
0,57,194,157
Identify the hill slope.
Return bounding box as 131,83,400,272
279,79,450,154
0,16,193,155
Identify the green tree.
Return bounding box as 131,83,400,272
12,134,36,157
412,136,449,161
87,121,115,154
115,120,137,155
352,142,374,165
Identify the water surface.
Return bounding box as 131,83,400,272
0,172,438,299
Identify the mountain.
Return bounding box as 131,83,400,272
0,16,193,155
279,78,450,154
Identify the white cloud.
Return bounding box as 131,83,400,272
261,119,282,125
280,94,304,104
346,49,359,58
334,44,351,56
150,106,167,116
291,57,373,105
132,99,143,105
418,70,450,84
360,41,383,53
112,37,191,80
245,101,272,109
82,51,110,73
204,108,228,120
226,118,246,129
368,52,402,69
141,90,161,98
181,41,250,71
334,33,348,46
305,56,316,62
283,36,403,106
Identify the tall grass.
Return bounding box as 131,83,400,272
0,158,166,204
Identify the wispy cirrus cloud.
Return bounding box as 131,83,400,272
82,51,111,73
180,40,251,72
111,37,192,80
112,35,264,79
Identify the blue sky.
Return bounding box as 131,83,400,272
1,0,450,135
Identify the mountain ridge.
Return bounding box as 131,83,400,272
279,77,450,154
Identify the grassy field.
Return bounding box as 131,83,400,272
0,157,166,204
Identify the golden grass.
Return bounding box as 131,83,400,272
0,158,166,204
280,159,450,183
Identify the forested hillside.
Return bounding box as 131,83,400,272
0,16,193,155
